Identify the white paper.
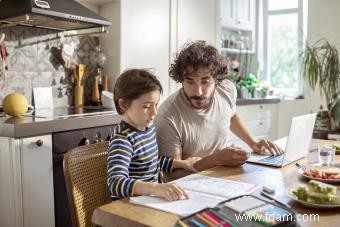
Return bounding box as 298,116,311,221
33,87,53,109
130,174,259,216
174,174,260,198
130,190,224,217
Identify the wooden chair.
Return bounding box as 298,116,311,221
63,142,111,227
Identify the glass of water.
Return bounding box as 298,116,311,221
318,144,336,166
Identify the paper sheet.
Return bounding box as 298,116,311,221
130,174,259,216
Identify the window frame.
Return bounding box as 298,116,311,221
261,0,306,98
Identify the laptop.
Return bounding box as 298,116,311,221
247,113,317,167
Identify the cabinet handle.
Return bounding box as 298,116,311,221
259,122,263,126
259,105,263,109
36,139,43,147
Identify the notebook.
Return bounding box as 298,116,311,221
130,174,259,217
247,113,317,167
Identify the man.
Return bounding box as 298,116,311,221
155,41,283,180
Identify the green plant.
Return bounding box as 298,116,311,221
301,39,340,105
236,74,259,98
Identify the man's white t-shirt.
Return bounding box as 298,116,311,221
155,80,237,159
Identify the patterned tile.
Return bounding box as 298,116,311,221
0,27,99,106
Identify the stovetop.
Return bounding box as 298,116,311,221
0,106,116,119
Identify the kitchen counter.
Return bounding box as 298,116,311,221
236,97,280,105
0,98,280,137
0,106,122,137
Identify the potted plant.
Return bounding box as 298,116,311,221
301,38,340,130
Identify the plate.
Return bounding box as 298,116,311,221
297,164,340,183
288,190,340,209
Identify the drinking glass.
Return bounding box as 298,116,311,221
318,144,335,166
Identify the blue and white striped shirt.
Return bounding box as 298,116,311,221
107,121,173,200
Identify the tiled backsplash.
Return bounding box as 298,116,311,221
0,26,99,106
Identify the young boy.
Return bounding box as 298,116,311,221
108,69,200,201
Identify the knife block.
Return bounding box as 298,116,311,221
74,85,84,106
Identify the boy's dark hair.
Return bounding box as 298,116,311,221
114,69,163,114
169,41,228,83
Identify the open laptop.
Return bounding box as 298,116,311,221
247,113,317,167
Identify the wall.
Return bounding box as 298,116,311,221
99,0,172,99
276,0,340,137
0,27,99,106
99,1,121,92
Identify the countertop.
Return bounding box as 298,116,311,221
0,98,280,138
236,97,280,105
0,106,122,138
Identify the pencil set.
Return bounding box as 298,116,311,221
177,195,298,227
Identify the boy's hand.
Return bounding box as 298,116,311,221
153,183,188,201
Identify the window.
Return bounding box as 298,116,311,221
261,0,306,98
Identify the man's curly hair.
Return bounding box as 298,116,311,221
169,41,228,83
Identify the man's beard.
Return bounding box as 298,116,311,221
182,90,213,109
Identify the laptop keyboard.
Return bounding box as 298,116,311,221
259,155,284,164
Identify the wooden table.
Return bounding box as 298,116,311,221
92,139,340,227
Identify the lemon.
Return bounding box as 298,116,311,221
2,92,28,117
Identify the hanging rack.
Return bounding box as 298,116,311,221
11,26,108,48
64,26,108,37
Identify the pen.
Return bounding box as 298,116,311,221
260,191,291,208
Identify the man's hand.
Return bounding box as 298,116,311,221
174,157,202,172
252,139,284,155
216,146,249,166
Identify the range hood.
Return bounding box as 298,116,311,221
0,0,112,31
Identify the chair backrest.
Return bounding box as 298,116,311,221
63,141,111,227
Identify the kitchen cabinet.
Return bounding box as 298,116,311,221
229,103,278,147
0,137,21,227
0,135,54,227
220,0,256,53
220,0,255,30
175,0,218,49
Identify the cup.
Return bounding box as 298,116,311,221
318,144,335,166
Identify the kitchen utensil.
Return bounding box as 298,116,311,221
74,85,84,106
74,64,87,86
102,75,109,91
91,75,101,104
0,36,9,72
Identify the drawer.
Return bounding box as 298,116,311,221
244,119,273,136
237,104,277,121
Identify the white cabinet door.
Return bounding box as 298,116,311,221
221,0,255,30
0,137,22,227
230,104,278,147
21,135,54,227
235,0,255,30
176,0,218,48
220,0,236,28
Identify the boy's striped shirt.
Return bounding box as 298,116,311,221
107,121,173,200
